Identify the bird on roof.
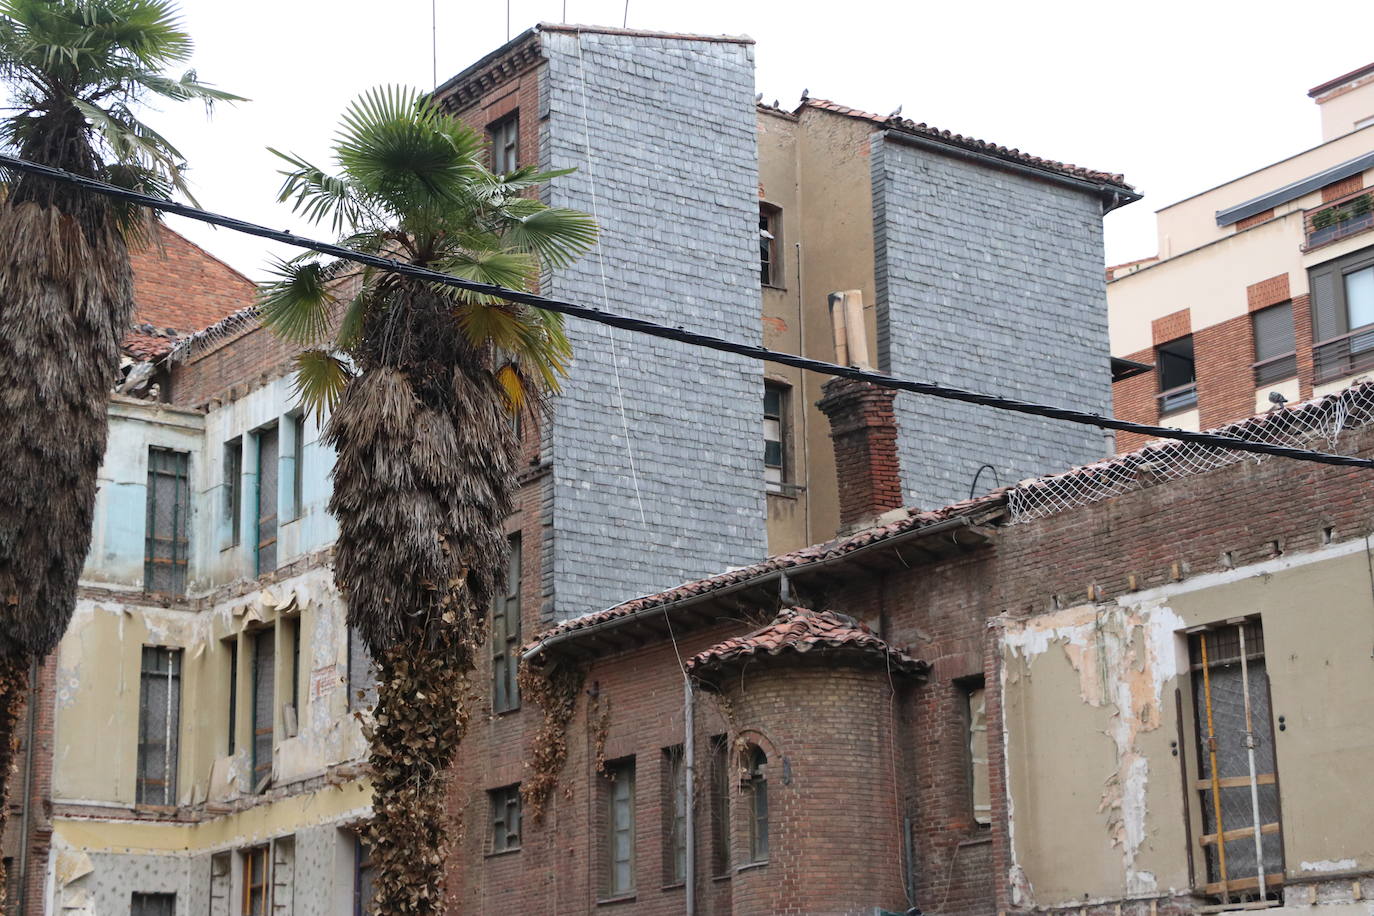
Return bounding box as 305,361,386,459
800,88,809,101
888,104,902,119
1268,390,1288,408
755,92,763,103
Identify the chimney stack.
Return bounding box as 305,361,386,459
816,376,904,533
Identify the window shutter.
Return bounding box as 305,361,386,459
1252,302,1295,361
1310,262,1344,342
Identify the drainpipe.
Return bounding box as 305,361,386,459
684,675,696,916
16,658,39,916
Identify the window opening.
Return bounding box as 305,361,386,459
1157,336,1198,414
256,426,279,575
764,383,789,493
242,845,269,916
604,759,636,896
759,205,781,287
492,534,522,712
664,746,687,884
964,681,991,826
227,639,238,754
225,437,242,546
490,784,522,853
746,747,769,863
136,646,181,805
292,414,306,521
489,114,519,174
131,893,176,916
353,835,376,916
145,448,190,595
1189,620,1282,902
1251,302,1297,385
709,736,730,875
251,628,275,792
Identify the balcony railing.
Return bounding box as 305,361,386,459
1304,189,1374,250
1157,382,1198,415
1313,324,1374,383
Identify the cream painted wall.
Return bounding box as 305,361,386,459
1319,79,1374,142
1000,542,1374,907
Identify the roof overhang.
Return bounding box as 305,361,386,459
1111,355,1154,382
522,512,1000,664
1215,149,1374,227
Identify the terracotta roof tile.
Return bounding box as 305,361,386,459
121,324,184,360
800,98,1135,193
687,607,927,683
523,495,1004,656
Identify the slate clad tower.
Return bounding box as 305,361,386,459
437,24,767,622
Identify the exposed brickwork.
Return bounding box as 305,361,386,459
1112,346,1158,453
441,416,1374,916
1321,174,1364,203
1246,273,1290,311
1195,312,1258,428
1235,208,1275,230
168,321,301,409
816,378,904,528
1294,294,1316,400
1152,308,1192,346
128,225,256,333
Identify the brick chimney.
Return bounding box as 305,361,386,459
816,377,904,532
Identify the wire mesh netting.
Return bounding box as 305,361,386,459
1008,383,1374,523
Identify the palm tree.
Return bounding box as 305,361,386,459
0,0,238,888
259,86,596,914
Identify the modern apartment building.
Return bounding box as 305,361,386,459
1109,63,1374,452
7,23,1138,916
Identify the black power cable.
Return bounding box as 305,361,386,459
4,151,1373,471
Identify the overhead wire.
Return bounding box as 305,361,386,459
3,151,1373,472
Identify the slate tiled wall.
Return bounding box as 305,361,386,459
539,30,767,619
871,136,1115,508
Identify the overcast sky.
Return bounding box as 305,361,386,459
128,0,1372,281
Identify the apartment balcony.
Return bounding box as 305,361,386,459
1304,189,1374,250
1313,324,1374,383
1157,382,1198,415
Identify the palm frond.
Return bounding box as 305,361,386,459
258,257,337,346
500,205,599,269
293,349,352,424
435,248,535,299
133,69,246,111
270,148,362,234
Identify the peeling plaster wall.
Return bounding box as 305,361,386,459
999,541,1374,908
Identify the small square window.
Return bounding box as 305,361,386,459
489,114,519,174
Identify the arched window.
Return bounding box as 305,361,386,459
747,746,768,863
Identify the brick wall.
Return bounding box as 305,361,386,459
816,378,903,528
440,415,1374,916
872,134,1115,509
2,655,56,916
129,226,256,333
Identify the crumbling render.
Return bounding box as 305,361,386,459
1002,600,1186,901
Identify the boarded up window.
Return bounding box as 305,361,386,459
145,448,190,595
256,426,279,575
242,846,269,916
1189,620,1283,901
131,893,176,916
224,438,242,547
966,683,991,826
489,784,522,853
209,852,231,916
603,758,636,896
270,836,294,916
347,626,376,712
252,629,274,792
491,535,521,713
136,647,181,805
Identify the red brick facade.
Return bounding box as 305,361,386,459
815,378,904,529
128,225,256,333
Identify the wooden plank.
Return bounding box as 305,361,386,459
1195,773,1275,791
1203,873,1283,895
1200,822,1280,846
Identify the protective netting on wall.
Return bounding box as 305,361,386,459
1007,383,1374,524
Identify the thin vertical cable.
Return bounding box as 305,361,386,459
1237,624,1267,896
622,0,629,27
431,0,438,90
574,32,648,527
1199,633,1229,900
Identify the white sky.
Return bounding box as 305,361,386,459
130,0,1373,281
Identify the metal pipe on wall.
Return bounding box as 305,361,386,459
684,675,696,915
842,290,871,369
828,292,849,367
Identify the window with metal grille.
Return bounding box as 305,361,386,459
492,535,521,713
709,735,730,875
224,438,242,547
136,647,181,805
241,845,269,916
251,628,274,792
963,679,991,826
347,626,377,712
145,448,190,595
1252,302,1297,386
1156,335,1198,414
255,426,278,575
131,892,176,916
746,746,768,863
1188,620,1283,902
663,746,687,884
489,784,522,853
760,204,781,287
603,758,636,897
489,114,519,174
764,382,789,493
